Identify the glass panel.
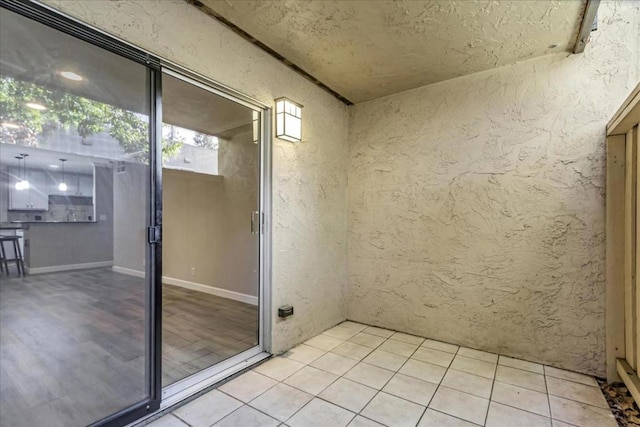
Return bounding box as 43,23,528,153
161,73,259,386
0,8,152,426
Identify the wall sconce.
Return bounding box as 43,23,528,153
275,97,302,142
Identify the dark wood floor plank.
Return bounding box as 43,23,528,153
0,268,258,426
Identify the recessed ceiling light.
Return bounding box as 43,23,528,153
60,71,83,81
49,164,60,169
1,122,20,129
26,102,47,111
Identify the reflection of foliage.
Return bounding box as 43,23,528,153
0,76,182,162
193,133,218,150
162,124,184,159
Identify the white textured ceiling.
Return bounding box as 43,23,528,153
197,0,587,103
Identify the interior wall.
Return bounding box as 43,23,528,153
217,131,260,298
24,165,114,269
112,162,147,273
347,0,640,377
162,131,258,300
42,0,349,353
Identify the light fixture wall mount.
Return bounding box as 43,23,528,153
275,97,302,142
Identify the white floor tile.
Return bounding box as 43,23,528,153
543,366,599,387
363,326,395,338
361,392,426,427
363,349,408,371
399,359,447,384
485,402,551,427
458,347,498,364
429,386,489,425
281,344,326,364
319,378,378,413
305,334,344,351
498,356,544,374
324,325,361,340
491,381,550,417
412,347,455,368
284,365,339,395
349,332,387,348
546,376,607,408
549,395,617,427
450,355,496,379
219,371,278,403
382,373,438,406
311,352,358,376
173,390,242,427
253,357,306,381
391,332,425,345
421,339,459,354
495,365,546,393
288,398,355,427
344,362,395,389
332,341,374,361
146,414,188,427
157,327,617,427
249,383,313,422
348,415,385,426
441,368,493,399
378,339,419,357
214,405,280,427
340,321,368,331
418,409,479,426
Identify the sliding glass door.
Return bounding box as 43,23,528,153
0,3,161,426
160,72,262,388
0,2,269,426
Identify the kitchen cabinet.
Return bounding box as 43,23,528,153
77,174,93,196
9,169,49,210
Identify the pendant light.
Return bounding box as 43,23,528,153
19,153,30,190
58,159,68,192
14,156,24,190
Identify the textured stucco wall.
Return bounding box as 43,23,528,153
41,0,349,353
348,0,640,377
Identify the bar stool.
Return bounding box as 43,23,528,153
0,235,25,276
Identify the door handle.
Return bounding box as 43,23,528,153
251,211,260,234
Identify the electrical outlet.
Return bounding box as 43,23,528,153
190,267,196,276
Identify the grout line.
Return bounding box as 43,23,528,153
544,372,553,424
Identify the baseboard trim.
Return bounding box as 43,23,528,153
28,261,114,275
112,266,258,306
163,276,258,306
112,266,146,278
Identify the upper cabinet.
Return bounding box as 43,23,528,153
8,168,48,210
8,166,94,211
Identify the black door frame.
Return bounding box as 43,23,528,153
0,1,164,425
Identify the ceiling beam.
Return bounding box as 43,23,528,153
573,0,601,54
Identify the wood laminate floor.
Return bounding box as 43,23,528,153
0,268,258,427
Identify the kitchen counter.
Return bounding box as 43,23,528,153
0,223,26,230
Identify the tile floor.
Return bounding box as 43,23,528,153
147,321,617,427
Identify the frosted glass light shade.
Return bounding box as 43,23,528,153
275,98,302,142
59,182,68,192
18,180,29,190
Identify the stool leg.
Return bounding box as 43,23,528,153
14,240,24,276
0,242,8,276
